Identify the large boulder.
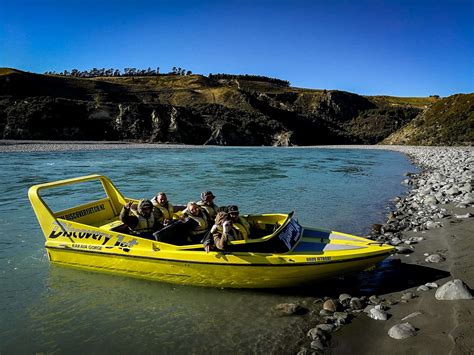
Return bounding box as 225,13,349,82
435,279,473,300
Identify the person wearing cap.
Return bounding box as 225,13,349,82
120,199,163,239
197,190,219,221
151,192,176,225
227,205,251,240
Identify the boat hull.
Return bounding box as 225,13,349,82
46,246,390,288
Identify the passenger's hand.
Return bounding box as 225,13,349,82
125,201,133,209
204,244,211,253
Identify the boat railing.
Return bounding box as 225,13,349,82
28,174,127,239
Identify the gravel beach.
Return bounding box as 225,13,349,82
2,141,473,354
0,140,203,152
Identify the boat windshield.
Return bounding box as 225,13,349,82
223,216,303,254
274,217,304,251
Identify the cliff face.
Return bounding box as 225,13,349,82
1,68,468,146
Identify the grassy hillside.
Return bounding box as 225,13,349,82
382,93,474,145
0,68,19,76
367,95,439,109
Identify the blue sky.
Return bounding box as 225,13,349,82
1,0,473,96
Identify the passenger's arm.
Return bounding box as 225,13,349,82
120,203,138,229
202,226,216,253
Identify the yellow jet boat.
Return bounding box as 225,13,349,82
28,174,394,288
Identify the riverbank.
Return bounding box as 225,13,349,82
0,140,204,152
296,146,474,354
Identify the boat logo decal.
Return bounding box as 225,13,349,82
278,218,302,250
306,256,332,262
57,204,106,221
48,221,138,252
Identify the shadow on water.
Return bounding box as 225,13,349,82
261,258,451,298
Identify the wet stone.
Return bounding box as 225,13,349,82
349,297,364,311
319,309,333,316
395,246,413,254
333,312,349,322
307,327,329,342
363,305,374,314
369,295,381,305
339,293,352,304
388,322,417,339
368,308,388,320
401,292,416,301
390,237,403,246
424,196,438,205
310,339,325,351
374,304,389,311
372,224,383,234
323,299,338,312
417,285,430,292
446,187,460,196
425,254,445,263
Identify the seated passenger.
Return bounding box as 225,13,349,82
120,199,163,239
197,190,219,221
203,211,242,253
182,201,211,244
151,192,176,226
227,205,251,240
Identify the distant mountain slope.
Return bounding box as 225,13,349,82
382,94,474,145
1,68,469,146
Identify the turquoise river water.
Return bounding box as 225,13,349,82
0,147,415,354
